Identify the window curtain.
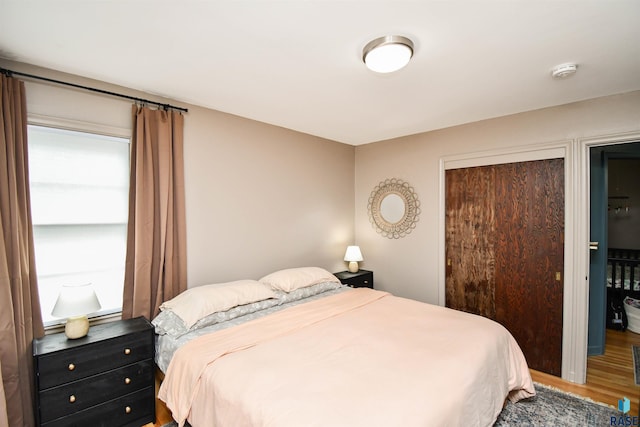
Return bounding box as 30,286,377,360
0,74,44,427
0,359,7,427
122,105,187,320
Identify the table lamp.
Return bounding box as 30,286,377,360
344,246,364,273
51,283,102,339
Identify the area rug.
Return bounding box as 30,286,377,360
161,383,621,427
633,345,640,385
495,382,620,426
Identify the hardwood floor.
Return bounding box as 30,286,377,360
531,328,640,416
144,370,173,427
144,328,640,426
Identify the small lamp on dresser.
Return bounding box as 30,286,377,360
344,245,364,273
51,283,101,339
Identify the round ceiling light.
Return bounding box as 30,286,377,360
363,35,414,73
551,63,578,79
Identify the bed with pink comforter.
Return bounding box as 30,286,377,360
159,288,534,427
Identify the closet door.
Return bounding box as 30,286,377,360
445,166,497,319
445,158,564,377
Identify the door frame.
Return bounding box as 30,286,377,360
578,132,640,363
439,140,577,381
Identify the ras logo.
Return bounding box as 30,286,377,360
610,397,639,426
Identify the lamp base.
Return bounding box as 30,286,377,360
348,261,359,273
64,315,90,339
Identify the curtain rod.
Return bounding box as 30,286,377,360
0,67,188,113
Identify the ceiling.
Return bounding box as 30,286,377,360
1,1,639,146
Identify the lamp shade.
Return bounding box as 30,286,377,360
344,246,364,262
51,283,102,318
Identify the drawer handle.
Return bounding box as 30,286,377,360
125,406,131,414
69,395,76,403
124,377,131,385
124,348,131,355
68,363,75,371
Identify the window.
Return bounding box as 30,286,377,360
28,125,130,326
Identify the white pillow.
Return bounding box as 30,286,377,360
259,267,340,292
159,280,276,329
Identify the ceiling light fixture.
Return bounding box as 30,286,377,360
363,35,414,73
551,63,578,79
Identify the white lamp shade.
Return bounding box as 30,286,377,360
344,246,364,262
51,283,102,318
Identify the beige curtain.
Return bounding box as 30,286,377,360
122,106,187,320
0,358,7,427
0,74,44,427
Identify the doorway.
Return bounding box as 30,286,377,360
587,142,640,355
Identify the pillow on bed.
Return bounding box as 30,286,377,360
153,297,281,338
259,267,340,292
275,280,344,304
158,280,277,329
153,280,346,338
152,310,190,337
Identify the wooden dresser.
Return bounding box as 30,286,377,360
33,316,155,427
334,270,374,289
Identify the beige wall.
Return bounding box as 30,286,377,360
355,91,640,304
1,59,355,289
183,105,354,284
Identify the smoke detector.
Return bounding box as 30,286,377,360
551,63,578,79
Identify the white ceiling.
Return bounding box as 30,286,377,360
1,1,639,145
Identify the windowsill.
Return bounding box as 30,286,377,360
43,311,123,335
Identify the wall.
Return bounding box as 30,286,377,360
608,158,640,249
184,105,355,284
355,91,640,304
1,59,355,289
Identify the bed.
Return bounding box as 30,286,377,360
153,267,535,427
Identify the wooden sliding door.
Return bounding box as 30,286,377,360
445,158,564,377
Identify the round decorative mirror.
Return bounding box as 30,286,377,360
368,178,420,239
380,193,405,223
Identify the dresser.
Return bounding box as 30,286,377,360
334,270,374,289
33,316,155,427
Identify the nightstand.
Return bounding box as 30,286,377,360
33,316,155,427
334,270,374,289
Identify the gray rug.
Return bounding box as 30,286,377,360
495,383,620,426
161,383,621,427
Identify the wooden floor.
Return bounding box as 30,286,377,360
145,328,640,426
144,370,173,427
531,328,640,416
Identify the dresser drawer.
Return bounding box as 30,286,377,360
36,328,153,390
334,270,374,289
38,359,154,423
41,386,155,427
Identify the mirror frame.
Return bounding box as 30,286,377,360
367,178,420,239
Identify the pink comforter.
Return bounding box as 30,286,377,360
159,288,534,427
